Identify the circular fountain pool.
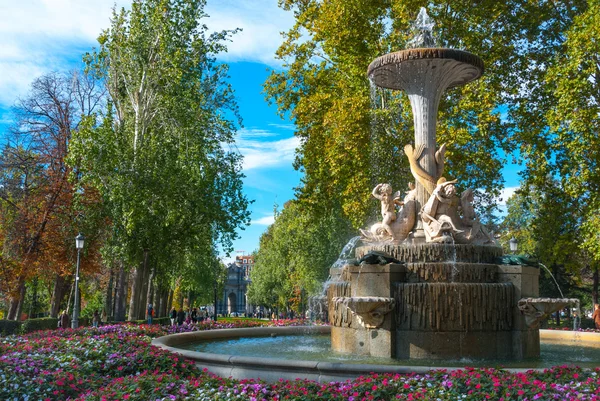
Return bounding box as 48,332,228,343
152,326,600,383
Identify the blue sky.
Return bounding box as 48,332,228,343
0,0,520,263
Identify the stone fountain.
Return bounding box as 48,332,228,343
327,8,577,361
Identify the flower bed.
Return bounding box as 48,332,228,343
1,322,599,400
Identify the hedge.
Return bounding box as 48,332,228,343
0,319,21,335
21,317,59,333
127,317,171,325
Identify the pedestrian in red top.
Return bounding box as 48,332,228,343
593,303,600,330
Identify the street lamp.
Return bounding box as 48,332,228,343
72,233,85,329
509,237,518,254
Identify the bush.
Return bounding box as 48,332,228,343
154,317,171,325
21,317,58,333
127,317,170,325
0,319,21,335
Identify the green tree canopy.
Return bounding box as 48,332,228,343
70,0,250,318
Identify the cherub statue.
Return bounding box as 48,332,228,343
460,188,495,244
421,178,464,243
361,183,417,243
372,183,403,238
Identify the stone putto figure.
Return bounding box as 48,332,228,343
421,178,463,243
372,183,403,238
460,188,495,244
361,183,417,243
421,179,495,244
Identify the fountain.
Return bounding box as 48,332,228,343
152,8,588,381
327,7,576,361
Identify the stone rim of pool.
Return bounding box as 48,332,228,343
151,326,600,383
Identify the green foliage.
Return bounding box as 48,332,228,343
0,319,21,335
248,200,354,311
501,181,582,298
21,317,59,333
81,289,105,318
265,1,517,228
71,0,250,287
541,0,600,261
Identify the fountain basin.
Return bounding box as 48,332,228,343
152,326,600,383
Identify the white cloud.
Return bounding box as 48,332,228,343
267,123,295,130
205,0,294,66
496,186,519,206
234,128,300,171
0,0,128,106
0,0,294,107
252,215,275,226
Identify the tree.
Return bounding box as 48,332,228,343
265,1,526,229
72,0,250,320
501,181,583,307
0,71,104,320
541,0,600,303
248,200,354,313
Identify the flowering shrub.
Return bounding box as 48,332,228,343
1,322,599,400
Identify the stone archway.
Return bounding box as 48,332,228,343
227,292,237,314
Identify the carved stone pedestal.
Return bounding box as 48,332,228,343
330,263,404,358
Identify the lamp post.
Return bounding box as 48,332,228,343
72,233,85,329
213,279,218,322
509,237,518,254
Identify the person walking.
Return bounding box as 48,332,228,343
170,308,177,326
593,303,600,330
92,310,100,328
59,310,70,329
146,303,154,325
177,308,185,326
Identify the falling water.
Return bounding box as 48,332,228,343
538,263,565,298
307,236,362,322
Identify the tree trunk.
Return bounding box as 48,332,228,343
7,276,25,320
160,287,169,317
66,280,75,316
166,288,174,315
135,250,150,320
153,284,161,318
7,298,18,321
145,264,155,315
50,274,70,318
179,291,184,311
105,265,114,320
592,266,599,306
127,266,141,321
114,262,128,322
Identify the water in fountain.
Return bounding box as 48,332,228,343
332,236,362,269
307,236,362,322
406,7,438,49
539,263,565,298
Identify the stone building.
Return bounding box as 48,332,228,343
215,256,254,316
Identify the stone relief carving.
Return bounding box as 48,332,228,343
331,297,354,328
421,178,463,243
332,296,395,329
404,143,446,195
360,184,417,243
517,298,579,328
421,179,495,245
460,188,495,244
